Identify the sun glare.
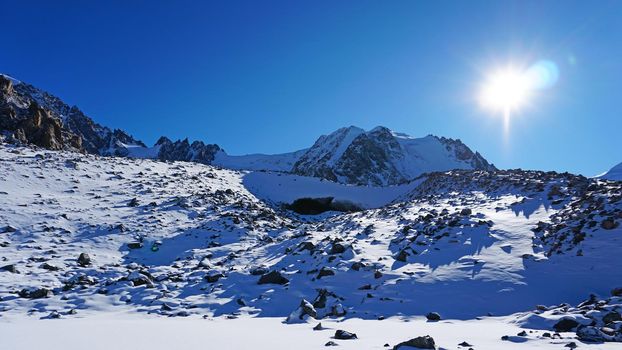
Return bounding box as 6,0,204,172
479,68,530,111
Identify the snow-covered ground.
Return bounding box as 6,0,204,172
3,312,621,350
242,171,423,209
1,144,621,349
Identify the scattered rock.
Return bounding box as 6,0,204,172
317,267,335,279
77,253,91,267
1,264,19,273
127,242,143,249
393,335,436,349
258,270,289,285
19,287,53,299
334,330,357,340
553,318,579,332
426,312,441,321
460,208,472,216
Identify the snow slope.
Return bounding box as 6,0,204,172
212,149,307,172
1,144,621,349
600,161,622,181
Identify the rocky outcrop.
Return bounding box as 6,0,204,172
155,137,220,164
0,74,142,154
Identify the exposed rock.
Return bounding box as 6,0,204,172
317,267,335,279
77,253,91,267
393,335,436,349
19,287,53,299
334,329,357,340
553,318,579,332
257,270,289,285
1,264,19,273
426,312,441,321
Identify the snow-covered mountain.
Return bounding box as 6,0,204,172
600,162,622,181
0,73,222,162
292,126,496,186
0,74,146,156
1,143,621,349
1,74,497,187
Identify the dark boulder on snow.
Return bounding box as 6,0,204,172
1,264,19,273
250,265,269,276
317,267,335,279
77,253,91,266
257,270,289,285
334,329,357,340
426,312,441,321
19,287,53,299
393,335,436,349
205,272,224,283
329,242,347,255
553,318,579,332
127,242,143,249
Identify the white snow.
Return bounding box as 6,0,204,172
123,143,161,159
599,161,622,181
2,313,618,350
1,144,620,349
242,171,423,208
212,149,307,172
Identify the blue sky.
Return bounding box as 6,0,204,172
2,0,621,176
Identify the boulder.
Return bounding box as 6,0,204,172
426,312,441,321
553,318,579,332
258,270,289,285
334,330,357,340
393,335,436,349
19,287,53,299
77,253,91,267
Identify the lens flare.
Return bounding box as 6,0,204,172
478,59,559,140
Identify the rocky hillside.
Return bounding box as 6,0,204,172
0,74,221,162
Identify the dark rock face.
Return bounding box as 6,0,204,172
0,74,142,154
155,137,220,164
393,335,436,349
1,74,221,164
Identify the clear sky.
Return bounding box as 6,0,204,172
2,0,621,176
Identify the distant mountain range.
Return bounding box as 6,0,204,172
1,72,501,185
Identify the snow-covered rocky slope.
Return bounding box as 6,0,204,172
1,143,621,349
292,126,496,186
1,74,496,186
600,162,622,181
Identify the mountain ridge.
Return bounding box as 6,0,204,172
1,73,495,185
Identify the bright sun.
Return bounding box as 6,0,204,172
479,68,531,112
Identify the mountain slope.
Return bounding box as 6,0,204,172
292,126,496,186
600,161,622,181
